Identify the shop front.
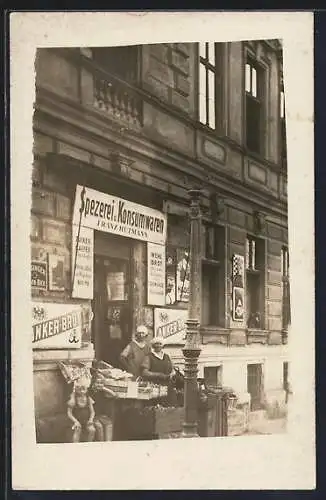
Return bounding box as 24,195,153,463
33,179,170,442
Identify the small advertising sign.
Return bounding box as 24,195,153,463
71,225,94,300
48,254,65,291
31,261,47,291
32,302,83,349
147,243,166,306
233,287,245,322
154,307,188,344
232,254,245,322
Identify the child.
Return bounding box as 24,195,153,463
67,378,96,443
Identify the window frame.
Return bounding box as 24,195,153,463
280,74,287,167
201,223,226,327
281,246,291,329
244,56,266,157
245,235,266,329
198,42,224,133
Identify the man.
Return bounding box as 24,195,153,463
119,325,150,377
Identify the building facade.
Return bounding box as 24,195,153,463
32,40,289,429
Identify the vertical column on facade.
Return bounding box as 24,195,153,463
182,189,202,438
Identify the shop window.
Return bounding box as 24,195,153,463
92,45,139,83
246,236,265,329
281,246,291,329
201,224,225,326
198,42,224,131
204,365,223,388
166,248,190,305
245,59,265,155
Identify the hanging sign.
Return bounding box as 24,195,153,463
147,243,166,306
154,308,188,344
72,225,94,300
31,261,47,291
32,302,83,349
72,185,167,245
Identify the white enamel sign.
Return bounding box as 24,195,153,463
147,243,166,306
73,185,167,245
32,302,83,349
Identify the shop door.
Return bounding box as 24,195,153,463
92,254,132,368
247,363,264,411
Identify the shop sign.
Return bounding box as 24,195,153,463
72,185,167,245
154,308,188,344
32,302,83,349
147,243,166,306
71,225,94,300
31,261,47,291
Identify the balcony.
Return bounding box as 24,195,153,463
92,70,142,129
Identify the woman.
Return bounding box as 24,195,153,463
119,325,150,377
141,336,174,384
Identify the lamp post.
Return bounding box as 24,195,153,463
182,188,203,438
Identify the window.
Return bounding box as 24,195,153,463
198,42,224,131
92,45,139,82
204,366,223,388
246,236,265,329
280,76,287,166
201,224,225,326
166,248,190,305
245,59,264,155
281,246,291,329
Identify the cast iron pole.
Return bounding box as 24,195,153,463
182,188,202,438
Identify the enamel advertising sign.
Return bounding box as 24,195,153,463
154,307,188,345
72,185,167,245
147,243,166,306
32,302,83,349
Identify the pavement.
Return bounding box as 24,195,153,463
246,413,287,436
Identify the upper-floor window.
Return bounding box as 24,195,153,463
245,59,265,156
198,42,224,131
280,76,287,166
92,45,139,83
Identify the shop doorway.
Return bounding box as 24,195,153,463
92,233,132,368
247,363,264,411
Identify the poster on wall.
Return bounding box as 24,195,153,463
48,254,65,291
31,261,47,291
154,307,188,344
232,254,245,288
176,249,190,302
147,243,166,306
232,254,245,322
232,287,245,322
32,302,83,349
71,225,94,300
72,185,167,245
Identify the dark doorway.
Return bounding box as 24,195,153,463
247,363,264,411
92,234,132,368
